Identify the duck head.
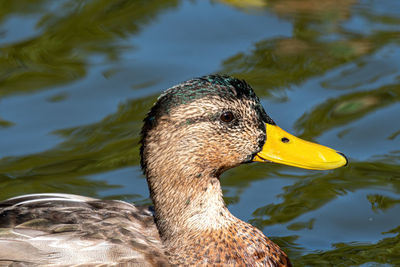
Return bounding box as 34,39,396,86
141,75,347,176
140,75,347,238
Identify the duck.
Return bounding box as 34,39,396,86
0,75,347,266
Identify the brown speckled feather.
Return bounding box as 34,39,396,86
165,219,291,267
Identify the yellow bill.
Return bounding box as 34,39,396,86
253,124,347,170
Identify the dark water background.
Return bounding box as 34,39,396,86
1,0,400,265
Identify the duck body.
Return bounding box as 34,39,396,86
0,75,347,266
0,193,287,266
0,194,168,266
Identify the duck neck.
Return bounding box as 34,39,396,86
145,163,235,242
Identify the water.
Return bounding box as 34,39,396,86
1,0,400,265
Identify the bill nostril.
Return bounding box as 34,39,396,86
281,137,289,143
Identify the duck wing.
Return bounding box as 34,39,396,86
0,193,169,266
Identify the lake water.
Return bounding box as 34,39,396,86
1,0,400,265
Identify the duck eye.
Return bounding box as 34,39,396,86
220,111,234,122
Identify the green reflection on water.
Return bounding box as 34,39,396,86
0,95,156,200
0,0,179,98
296,84,400,138
296,225,400,266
